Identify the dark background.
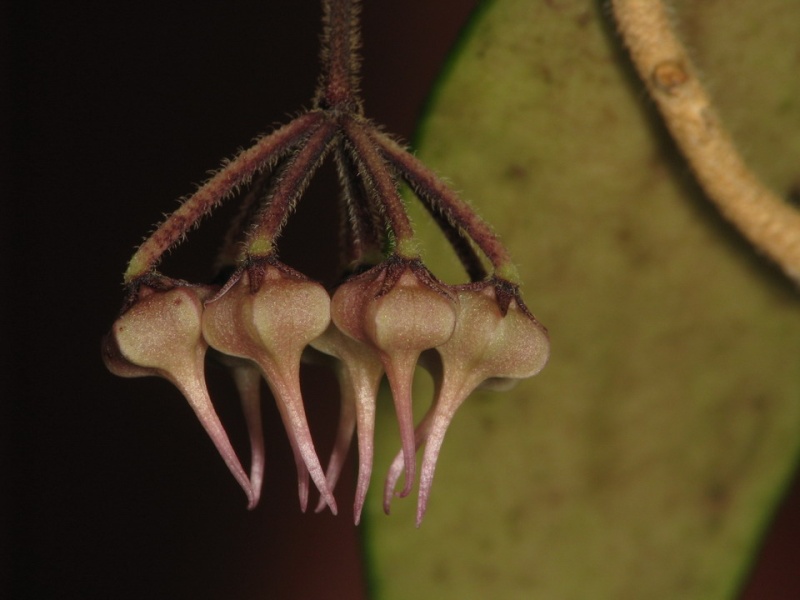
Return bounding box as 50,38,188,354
2,1,797,598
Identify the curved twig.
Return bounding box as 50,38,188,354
245,121,337,257
612,0,800,283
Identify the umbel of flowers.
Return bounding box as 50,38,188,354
102,0,549,526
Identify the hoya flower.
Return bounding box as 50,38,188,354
383,280,550,525
103,0,550,524
201,258,336,513
102,284,256,508
330,257,457,499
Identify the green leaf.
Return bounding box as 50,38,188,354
363,1,800,598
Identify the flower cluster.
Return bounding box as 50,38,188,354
102,0,549,525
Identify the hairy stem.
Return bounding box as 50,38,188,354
315,0,362,112
384,158,487,281
613,0,800,283
333,145,385,267
245,121,337,258
343,117,418,257
124,112,324,283
423,206,488,282
215,169,274,270
371,130,518,281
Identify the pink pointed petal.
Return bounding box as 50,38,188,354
286,437,311,513
314,367,357,513
231,364,265,509
171,366,255,508
307,323,385,521
353,418,374,525
416,407,458,527
265,366,338,515
383,450,405,513
383,410,434,515
352,371,380,525
382,351,421,499
414,375,482,526
311,329,384,524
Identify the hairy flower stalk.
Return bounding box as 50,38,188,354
103,0,549,523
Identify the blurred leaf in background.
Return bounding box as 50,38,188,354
364,1,800,598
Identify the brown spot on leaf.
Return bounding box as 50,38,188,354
538,64,554,84
575,10,592,28
481,415,496,433
615,224,654,267
544,0,569,10
505,163,528,181
432,560,450,583
705,481,732,531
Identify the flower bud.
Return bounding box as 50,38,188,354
331,258,457,498
102,285,256,507
201,261,336,513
